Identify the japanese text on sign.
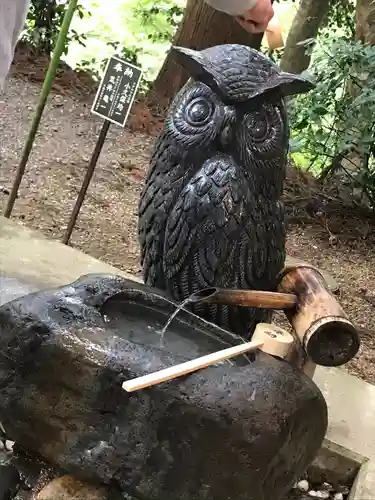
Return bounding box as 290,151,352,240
91,56,143,127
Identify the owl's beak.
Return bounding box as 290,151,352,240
220,105,237,148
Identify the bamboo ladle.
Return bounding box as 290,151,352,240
122,323,293,392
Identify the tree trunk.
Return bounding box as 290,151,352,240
280,0,330,73
345,0,375,175
149,0,265,108
356,0,375,45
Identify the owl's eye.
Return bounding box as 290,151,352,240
185,97,213,126
246,111,269,141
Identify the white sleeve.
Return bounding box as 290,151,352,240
0,0,31,89
205,0,257,16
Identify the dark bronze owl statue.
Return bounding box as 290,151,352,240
139,44,314,338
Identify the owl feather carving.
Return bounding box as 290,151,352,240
139,44,314,338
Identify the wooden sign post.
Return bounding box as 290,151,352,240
62,55,142,245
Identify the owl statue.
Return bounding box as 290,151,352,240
139,44,314,339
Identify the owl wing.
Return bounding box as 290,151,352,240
139,135,188,289
163,153,279,301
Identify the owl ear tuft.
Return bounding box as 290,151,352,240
171,46,211,78
277,72,315,97
171,46,223,95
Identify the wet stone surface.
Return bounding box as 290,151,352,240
0,274,328,500
0,441,20,500
0,446,125,499
0,446,353,499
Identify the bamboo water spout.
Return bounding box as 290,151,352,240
189,287,297,310
278,265,360,367
189,264,360,368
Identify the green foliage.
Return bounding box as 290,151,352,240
22,0,375,209
133,0,184,43
289,33,375,208
327,0,355,37
81,40,152,94
69,0,185,93
24,1,91,55
23,0,184,91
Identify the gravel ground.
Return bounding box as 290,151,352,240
1,76,151,276
1,73,375,383
286,478,350,500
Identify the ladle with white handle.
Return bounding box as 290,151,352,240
122,323,294,393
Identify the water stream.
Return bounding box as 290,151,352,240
102,287,248,366
159,297,194,347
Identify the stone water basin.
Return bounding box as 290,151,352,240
0,274,328,500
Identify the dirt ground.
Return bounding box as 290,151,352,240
1,59,375,384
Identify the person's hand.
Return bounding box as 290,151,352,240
235,0,274,34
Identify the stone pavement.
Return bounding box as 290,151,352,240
314,367,375,462
0,216,140,290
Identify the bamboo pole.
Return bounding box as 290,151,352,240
189,287,297,310
4,0,79,218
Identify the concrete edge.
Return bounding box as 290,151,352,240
308,438,366,488
309,438,375,499
349,459,375,500
0,217,141,289
322,438,366,468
